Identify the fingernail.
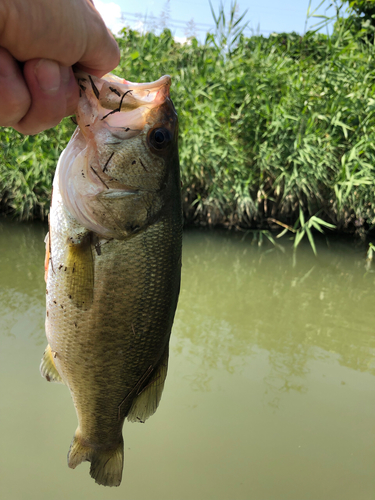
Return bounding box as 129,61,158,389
34,59,61,94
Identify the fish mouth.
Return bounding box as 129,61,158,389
100,74,171,100
75,73,172,135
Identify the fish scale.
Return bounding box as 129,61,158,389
41,72,182,487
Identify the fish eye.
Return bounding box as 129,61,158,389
149,127,172,150
154,130,165,143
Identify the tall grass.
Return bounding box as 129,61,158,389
1,0,375,241
0,121,75,219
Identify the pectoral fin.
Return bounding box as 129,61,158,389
40,344,64,384
127,346,169,423
66,233,94,310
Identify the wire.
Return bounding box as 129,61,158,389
120,11,275,34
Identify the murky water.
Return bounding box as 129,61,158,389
0,219,374,500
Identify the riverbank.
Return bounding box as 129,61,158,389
1,13,375,238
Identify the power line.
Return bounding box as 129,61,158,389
120,11,275,35
121,12,213,29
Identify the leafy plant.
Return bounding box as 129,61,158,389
209,0,248,54
1,0,375,249
292,209,336,255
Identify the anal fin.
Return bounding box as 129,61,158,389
40,344,64,384
127,346,169,423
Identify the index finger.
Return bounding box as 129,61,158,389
67,2,120,77
0,47,31,127
0,0,120,77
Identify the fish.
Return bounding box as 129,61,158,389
40,71,182,487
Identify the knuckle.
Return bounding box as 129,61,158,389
16,104,65,135
0,98,30,127
0,82,31,127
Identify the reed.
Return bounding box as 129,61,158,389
1,0,374,248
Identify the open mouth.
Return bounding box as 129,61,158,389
75,73,172,135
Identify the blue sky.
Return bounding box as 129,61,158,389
95,0,345,41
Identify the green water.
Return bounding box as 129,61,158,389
0,220,374,500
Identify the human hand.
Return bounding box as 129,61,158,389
0,0,120,134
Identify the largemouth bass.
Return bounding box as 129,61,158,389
40,72,182,487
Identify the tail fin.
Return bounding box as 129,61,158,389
67,432,124,487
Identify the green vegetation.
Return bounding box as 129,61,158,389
1,0,375,246
0,121,74,219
